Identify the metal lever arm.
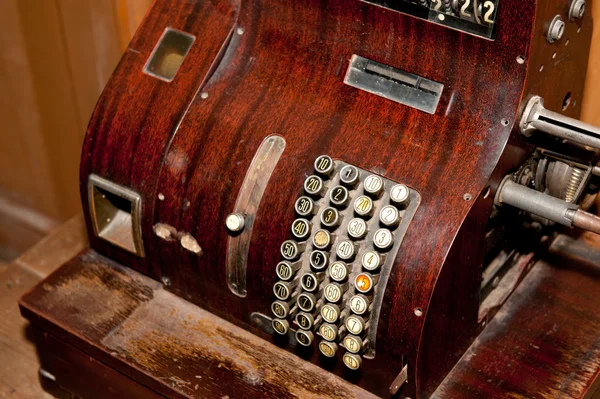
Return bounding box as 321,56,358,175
520,96,600,150
496,178,600,235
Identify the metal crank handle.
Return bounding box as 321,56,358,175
520,96,600,150
496,178,600,235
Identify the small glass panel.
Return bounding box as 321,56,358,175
144,28,195,82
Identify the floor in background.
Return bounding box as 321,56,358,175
0,216,86,398
0,261,53,398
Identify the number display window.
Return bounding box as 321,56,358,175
361,0,499,39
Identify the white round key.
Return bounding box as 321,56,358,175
336,240,356,260
349,294,370,315
321,303,341,323
345,315,366,335
379,205,400,227
390,184,410,207
329,261,349,282
324,283,344,303
373,229,394,251
319,323,339,342
343,352,363,370
319,341,338,357
364,175,384,197
343,335,363,354
347,218,367,239
361,251,381,271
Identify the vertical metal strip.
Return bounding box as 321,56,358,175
226,135,286,297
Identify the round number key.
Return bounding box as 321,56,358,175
321,303,341,323
330,185,349,207
328,261,349,282
347,218,367,239
343,352,362,370
364,175,384,197
309,250,329,270
343,335,364,354
361,251,382,271
295,196,315,216
295,312,315,330
324,283,344,303
276,261,299,281
296,330,314,347
301,272,322,292
312,229,332,250
271,301,290,318
340,165,360,187
319,341,338,358
304,175,325,196
345,315,366,335
297,292,317,312
373,229,394,251
314,155,335,176
354,196,374,218
390,184,410,207
379,205,400,227
349,294,370,315
355,273,377,294
281,240,302,260
336,240,357,260
273,281,294,300
272,319,289,335
320,207,341,228
319,323,339,342
291,218,311,240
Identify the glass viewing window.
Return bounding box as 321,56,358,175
143,28,195,82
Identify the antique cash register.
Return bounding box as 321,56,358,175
19,0,600,398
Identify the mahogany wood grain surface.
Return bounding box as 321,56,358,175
19,233,600,399
78,0,594,397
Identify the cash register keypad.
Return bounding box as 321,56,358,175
270,156,420,370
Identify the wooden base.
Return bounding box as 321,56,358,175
18,226,600,399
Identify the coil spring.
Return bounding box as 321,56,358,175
565,167,585,203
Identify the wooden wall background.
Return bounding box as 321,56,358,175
582,0,600,126
0,0,152,259
0,0,598,256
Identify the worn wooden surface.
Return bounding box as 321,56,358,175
78,0,594,396
21,249,378,399
435,234,600,399
19,230,600,399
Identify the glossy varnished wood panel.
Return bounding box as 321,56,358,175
150,1,534,396
80,0,240,277
79,0,594,397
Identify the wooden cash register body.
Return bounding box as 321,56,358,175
19,0,600,398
